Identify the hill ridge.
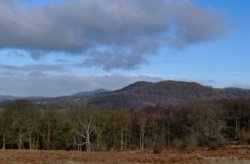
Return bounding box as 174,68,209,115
1,80,250,109
87,80,250,109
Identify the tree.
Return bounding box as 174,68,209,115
40,109,60,150
185,103,225,147
91,109,110,151
71,107,96,152
137,112,147,149
6,100,33,149
0,108,12,149
23,107,40,150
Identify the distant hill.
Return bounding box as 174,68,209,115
0,95,18,102
87,81,250,109
70,89,110,97
0,89,110,109
30,89,110,109
1,81,250,109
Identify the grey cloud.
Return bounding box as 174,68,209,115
0,0,228,69
29,71,45,77
29,50,47,60
0,73,163,97
55,58,68,63
166,2,227,47
7,50,26,58
0,64,66,73
78,49,148,70
205,80,217,85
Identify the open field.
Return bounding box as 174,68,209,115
1,146,250,164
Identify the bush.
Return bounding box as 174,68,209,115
239,130,250,143
172,138,184,148
207,135,225,149
185,136,198,151
153,142,163,154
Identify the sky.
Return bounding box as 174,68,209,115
0,0,250,97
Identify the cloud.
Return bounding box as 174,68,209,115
77,49,148,70
0,64,66,73
29,50,47,60
0,0,228,70
7,50,26,58
0,72,163,97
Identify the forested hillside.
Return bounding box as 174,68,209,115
1,99,250,152
2,81,250,110
88,81,250,109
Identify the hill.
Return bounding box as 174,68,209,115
87,81,250,109
0,95,18,102
30,89,110,109
70,89,110,97
1,81,250,109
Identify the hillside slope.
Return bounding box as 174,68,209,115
2,81,250,109
87,81,250,109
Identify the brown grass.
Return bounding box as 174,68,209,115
0,146,250,164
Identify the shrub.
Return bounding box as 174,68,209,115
239,130,250,143
207,135,225,149
185,136,198,151
172,138,184,148
153,142,163,154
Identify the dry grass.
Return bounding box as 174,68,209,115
0,146,250,164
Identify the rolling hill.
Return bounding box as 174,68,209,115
0,95,17,102
87,81,250,109
1,81,250,109
70,89,110,97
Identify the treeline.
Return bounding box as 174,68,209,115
0,99,250,152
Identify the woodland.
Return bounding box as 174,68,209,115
0,99,250,153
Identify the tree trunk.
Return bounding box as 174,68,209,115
96,131,102,150
248,119,250,134
73,136,76,151
47,122,51,150
167,123,170,147
29,133,32,150
18,131,23,150
97,133,100,150
140,129,144,150
120,130,124,151
86,132,91,152
235,118,238,139
2,134,5,150
36,136,39,150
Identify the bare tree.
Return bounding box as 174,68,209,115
71,108,95,152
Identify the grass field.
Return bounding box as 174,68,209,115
0,146,250,164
